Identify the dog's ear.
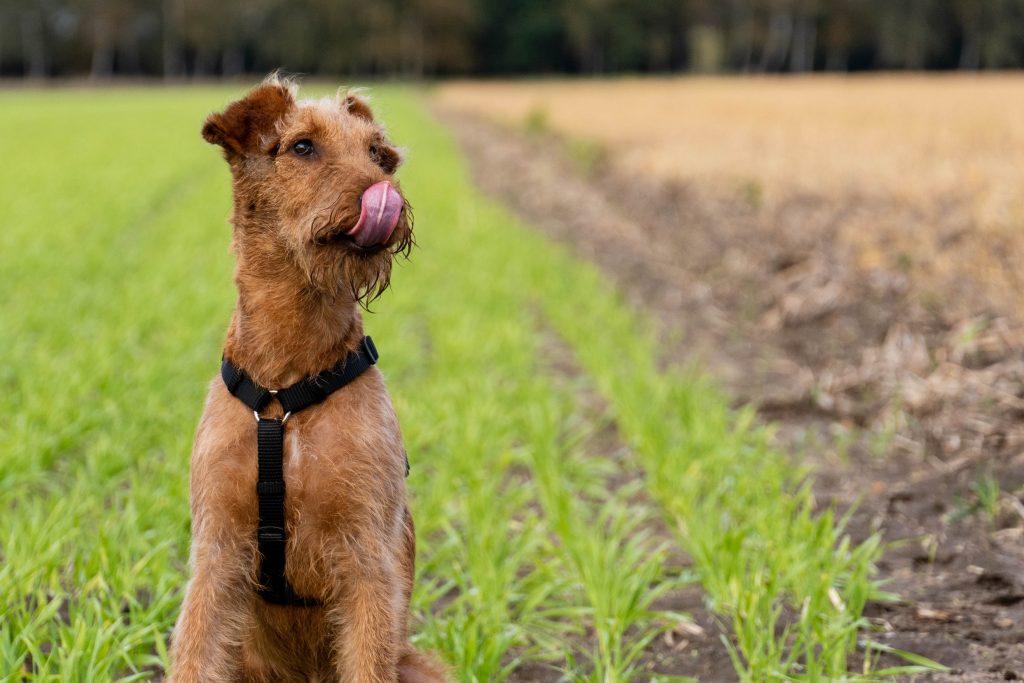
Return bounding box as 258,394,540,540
202,77,295,158
343,93,374,122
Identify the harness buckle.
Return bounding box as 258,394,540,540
258,528,285,543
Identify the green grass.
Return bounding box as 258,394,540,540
0,85,927,681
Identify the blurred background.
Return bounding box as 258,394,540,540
6,0,1024,79
4,1,1024,680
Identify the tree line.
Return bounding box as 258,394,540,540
5,0,1024,78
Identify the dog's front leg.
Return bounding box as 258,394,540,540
327,544,404,682
170,535,254,682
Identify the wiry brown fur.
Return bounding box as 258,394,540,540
170,76,446,683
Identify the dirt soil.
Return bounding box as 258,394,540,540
438,107,1024,681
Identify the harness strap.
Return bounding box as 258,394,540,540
255,417,317,606
221,336,379,414
276,336,378,414
221,336,379,607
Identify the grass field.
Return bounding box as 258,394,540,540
0,86,938,680
438,75,1024,317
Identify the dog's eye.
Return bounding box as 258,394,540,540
369,143,399,174
292,139,315,157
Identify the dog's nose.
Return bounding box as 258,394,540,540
347,181,403,247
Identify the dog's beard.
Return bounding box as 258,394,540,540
340,249,395,304
307,197,361,246
296,206,413,306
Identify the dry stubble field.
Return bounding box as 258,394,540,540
439,75,1024,316
437,75,1024,680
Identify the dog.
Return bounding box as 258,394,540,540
170,75,446,683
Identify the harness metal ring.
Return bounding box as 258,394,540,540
253,387,291,425
253,409,292,424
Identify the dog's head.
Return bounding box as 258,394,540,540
202,75,412,303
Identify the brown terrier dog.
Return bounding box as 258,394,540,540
170,76,446,682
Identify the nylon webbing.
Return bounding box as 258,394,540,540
254,417,316,605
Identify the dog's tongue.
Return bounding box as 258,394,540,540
348,181,403,248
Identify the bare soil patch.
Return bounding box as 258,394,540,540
438,107,1024,680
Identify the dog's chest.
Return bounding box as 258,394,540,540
286,431,308,470
278,416,404,499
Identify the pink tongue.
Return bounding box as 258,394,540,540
348,181,403,247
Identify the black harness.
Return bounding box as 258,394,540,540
221,335,379,606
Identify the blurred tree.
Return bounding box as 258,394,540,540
757,0,795,71
954,0,986,69
957,0,1024,69
81,0,143,78
7,0,1024,77
790,0,820,71
819,0,863,70
162,0,183,77
563,0,612,72
688,24,725,72
476,0,570,73
15,1,52,77
399,0,479,75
